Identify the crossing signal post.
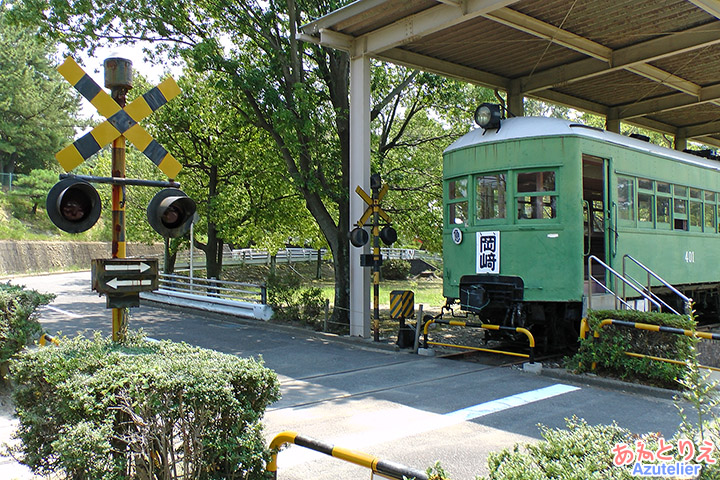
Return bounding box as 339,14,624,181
49,56,195,341
350,174,397,341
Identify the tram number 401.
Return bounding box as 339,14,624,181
685,251,696,263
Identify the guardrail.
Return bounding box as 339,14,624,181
588,318,720,372
158,273,266,303
268,431,429,480
422,318,536,364
140,273,272,321
171,247,441,268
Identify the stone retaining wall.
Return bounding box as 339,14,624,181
0,241,163,276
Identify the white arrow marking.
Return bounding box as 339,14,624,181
105,262,151,273
106,278,153,290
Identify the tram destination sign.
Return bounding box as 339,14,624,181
91,258,159,295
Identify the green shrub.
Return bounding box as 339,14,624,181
381,259,411,280
267,271,327,327
10,331,280,480
0,282,54,366
480,417,637,480
299,287,327,327
567,309,696,388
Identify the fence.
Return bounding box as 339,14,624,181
0,173,15,190
173,247,441,269
158,273,266,303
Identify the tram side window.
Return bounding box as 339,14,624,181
617,176,634,222
476,173,507,220
705,192,717,233
690,188,702,230
656,182,671,227
448,178,468,225
674,185,688,230
516,171,557,220
637,178,653,225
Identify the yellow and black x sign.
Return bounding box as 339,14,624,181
355,184,391,227
56,57,182,179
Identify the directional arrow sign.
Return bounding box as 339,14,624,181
104,262,152,273
91,258,159,295
106,278,153,290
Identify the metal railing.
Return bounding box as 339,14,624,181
587,255,664,312
158,273,266,304
268,431,428,480
422,318,536,364
590,318,720,372
171,247,441,269
622,254,692,316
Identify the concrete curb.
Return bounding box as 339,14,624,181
539,367,680,400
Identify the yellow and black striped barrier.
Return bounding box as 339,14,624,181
268,431,428,480
422,318,535,364
39,333,60,347
56,56,182,179
591,318,720,372
390,290,414,319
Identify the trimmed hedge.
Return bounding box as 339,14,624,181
0,282,54,366
10,332,280,479
568,309,696,388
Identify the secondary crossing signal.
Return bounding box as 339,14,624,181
46,178,102,233
146,188,196,238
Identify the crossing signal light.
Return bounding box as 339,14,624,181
379,225,397,245
147,188,196,238
349,227,369,247
46,178,102,233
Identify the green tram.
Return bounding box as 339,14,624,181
443,107,720,347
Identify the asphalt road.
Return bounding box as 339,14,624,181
9,272,688,480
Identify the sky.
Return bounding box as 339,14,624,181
74,43,182,121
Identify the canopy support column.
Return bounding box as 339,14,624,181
349,53,371,338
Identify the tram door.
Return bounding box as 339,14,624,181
582,155,608,288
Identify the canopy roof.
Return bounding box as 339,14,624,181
301,0,720,148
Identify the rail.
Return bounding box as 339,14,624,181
591,318,720,372
268,431,429,480
622,255,691,316
422,318,535,364
587,255,663,312
172,247,441,268
158,273,267,304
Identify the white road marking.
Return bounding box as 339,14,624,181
275,383,580,468
44,305,82,318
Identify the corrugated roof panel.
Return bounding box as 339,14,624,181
405,16,586,79
553,71,678,106
512,0,712,49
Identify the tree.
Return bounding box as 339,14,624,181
7,0,479,326
0,10,80,175
145,71,312,279
10,169,58,214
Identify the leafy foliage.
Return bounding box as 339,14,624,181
381,258,411,280
568,309,696,388
0,282,53,366
10,332,280,479
0,10,80,175
8,169,58,214
266,271,328,328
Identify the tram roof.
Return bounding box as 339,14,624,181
444,116,720,172
300,0,720,149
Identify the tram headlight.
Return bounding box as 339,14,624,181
474,103,502,130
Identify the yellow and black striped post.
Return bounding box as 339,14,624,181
106,58,132,342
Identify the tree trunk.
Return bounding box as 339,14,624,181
205,164,222,281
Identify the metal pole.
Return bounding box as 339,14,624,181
371,185,381,341
189,221,194,292
106,57,132,342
